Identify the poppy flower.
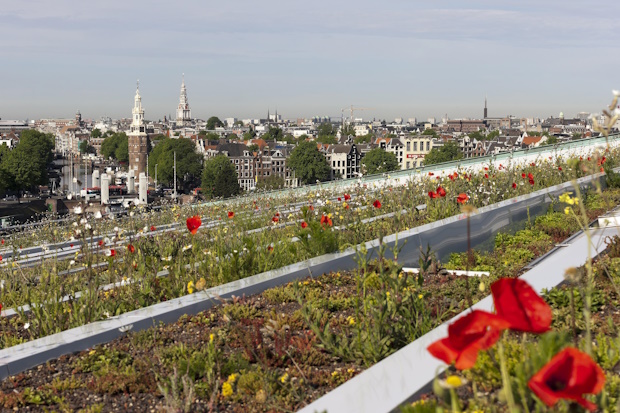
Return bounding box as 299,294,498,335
512,182,517,189
558,166,562,171
272,216,279,223
484,173,489,179
429,172,434,176
491,278,551,333
484,167,489,171
437,186,447,197
373,200,381,208
1,239,3,245
456,193,469,204
150,225,156,231
70,244,74,248
530,162,536,167
529,178,535,185
427,310,510,370
267,245,274,252
228,211,234,219
127,244,135,253
0,255,2,262
301,221,308,229
528,172,534,180
449,174,455,181
309,205,314,211
320,215,333,227
528,347,605,411
106,249,116,257
522,172,526,179
98,240,104,247
428,191,438,199
344,194,351,201
186,215,202,235
337,197,342,201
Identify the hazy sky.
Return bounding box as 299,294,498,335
1,1,619,122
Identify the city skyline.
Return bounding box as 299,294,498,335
1,0,619,121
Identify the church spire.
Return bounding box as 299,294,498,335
176,74,191,126
484,95,488,119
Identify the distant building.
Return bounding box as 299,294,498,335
176,75,191,127
128,83,148,176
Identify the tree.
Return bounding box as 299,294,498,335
354,134,373,144
242,130,256,141
148,137,203,191
361,148,399,175
201,155,241,199
2,130,55,196
468,131,484,141
206,116,223,130
315,134,337,144
547,135,559,144
100,132,128,161
247,144,259,152
317,122,335,137
287,140,331,184
256,174,285,191
79,140,95,154
424,141,463,165
487,130,500,140
91,128,102,139
422,128,438,137
262,126,283,141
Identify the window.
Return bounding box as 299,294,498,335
426,141,430,151
406,141,410,151
406,161,410,169
414,142,418,151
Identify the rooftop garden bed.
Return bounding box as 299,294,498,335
1,149,618,349
1,182,618,412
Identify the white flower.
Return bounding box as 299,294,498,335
143,226,148,233
162,256,172,261
80,218,87,224
130,211,135,217
69,260,75,266
73,206,83,215
24,322,30,330
182,244,192,252
94,211,102,219
85,223,92,230
73,222,78,227
114,226,119,232
103,237,111,245
119,324,133,333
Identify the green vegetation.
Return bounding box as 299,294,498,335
201,154,242,199
424,141,463,166
361,148,399,175
100,132,129,162
287,140,331,184
148,137,203,191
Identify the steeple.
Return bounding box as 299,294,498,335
176,74,191,126
129,80,148,176
484,95,488,119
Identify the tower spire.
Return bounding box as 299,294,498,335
484,95,488,119
176,74,191,126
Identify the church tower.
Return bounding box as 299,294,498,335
176,74,191,126
484,96,488,119
128,81,148,176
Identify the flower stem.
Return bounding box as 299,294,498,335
497,339,518,412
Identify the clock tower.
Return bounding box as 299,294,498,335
128,81,148,176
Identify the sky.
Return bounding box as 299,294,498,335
1,0,619,122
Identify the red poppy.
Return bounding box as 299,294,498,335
587,157,591,161
449,174,455,181
484,173,489,179
484,167,489,171
275,212,280,217
320,215,333,227
1,239,3,245
70,244,74,248
530,162,536,167
522,172,526,179
436,186,447,197
491,278,551,333
457,193,469,204
127,244,136,253
512,182,517,189
601,167,605,173
0,255,2,262
150,225,156,231
337,197,342,201
528,347,605,411
558,166,562,171
98,240,104,247
428,191,438,199
428,172,434,176
301,221,308,229
228,211,234,219
309,205,314,211
272,216,279,223
528,172,534,180
344,194,351,201
107,249,116,257
529,178,535,185
427,310,510,370
186,215,202,235
344,204,350,209
267,245,274,252
0,303,2,312
373,200,381,208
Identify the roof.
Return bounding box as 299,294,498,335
216,142,249,157
522,136,542,146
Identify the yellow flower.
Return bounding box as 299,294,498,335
347,316,355,325
187,281,195,294
279,373,289,383
479,282,485,292
221,381,233,397
331,371,339,378
564,206,571,215
418,294,424,299
89,350,96,356
442,375,465,388
209,333,214,343
227,373,238,384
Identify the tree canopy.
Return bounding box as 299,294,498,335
287,140,331,184
148,138,203,191
424,141,463,166
340,123,355,137
262,126,283,141
422,128,438,137
361,148,399,175
79,140,95,154
256,174,284,191
91,128,102,139
100,132,128,162
201,155,241,199
1,130,55,195
206,116,223,130
315,134,337,144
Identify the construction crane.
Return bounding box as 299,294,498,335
341,105,375,127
